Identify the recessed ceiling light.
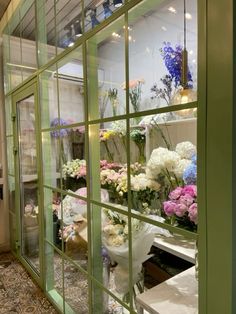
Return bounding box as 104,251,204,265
68,42,74,47
185,12,192,19
168,6,177,14
192,59,196,63
189,50,193,55
161,26,167,31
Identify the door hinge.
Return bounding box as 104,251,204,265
15,240,20,250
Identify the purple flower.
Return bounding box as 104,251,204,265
174,203,188,217
50,118,69,138
188,203,198,224
163,201,177,216
169,187,183,200
160,42,193,88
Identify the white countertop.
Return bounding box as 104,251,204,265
153,235,196,264
136,266,198,314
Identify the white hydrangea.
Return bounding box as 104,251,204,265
175,141,196,159
173,159,192,178
146,147,180,179
131,173,160,191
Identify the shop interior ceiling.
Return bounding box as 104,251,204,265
10,0,196,49
0,0,11,20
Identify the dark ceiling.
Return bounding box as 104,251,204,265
0,0,11,21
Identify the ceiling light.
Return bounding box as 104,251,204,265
113,0,123,8
161,26,167,31
185,12,192,19
168,6,177,14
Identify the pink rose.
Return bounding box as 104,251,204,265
179,194,194,206
188,203,198,224
182,185,197,197
163,201,177,216
174,203,188,217
79,165,87,177
169,187,183,200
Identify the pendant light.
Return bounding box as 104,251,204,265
113,0,123,8
171,0,196,112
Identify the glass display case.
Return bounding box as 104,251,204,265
4,0,199,313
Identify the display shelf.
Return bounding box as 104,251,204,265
153,236,196,264
136,266,198,314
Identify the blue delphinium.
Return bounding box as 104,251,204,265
160,42,193,88
183,154,197,185
50,118,69,138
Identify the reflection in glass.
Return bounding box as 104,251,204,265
64,260,89,313
128,0,197,112
17,95,39,272
87,17,126,120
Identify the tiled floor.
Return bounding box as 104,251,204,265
0,252,57,314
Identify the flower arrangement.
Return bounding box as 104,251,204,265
50,118,71,168
122,79,145,117
150,74,174,106
146,141,196,201
163,185,197,231
108,88,119,116
183,154,197,185
130,127,146,164
160,42,193,88
102,208,154,295
62,159,86,179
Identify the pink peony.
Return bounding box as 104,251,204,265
174,203,188,217
163,201,177,216
169,187,183,200
188,203,198,224
182,185,197,197
179,194,194,206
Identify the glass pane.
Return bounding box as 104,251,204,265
7,136,14,176
45,244,64,313
5,97,13,136
37,0,56,66
96,120,128,208
9,8,22,90
128,0,197,113
56,0,83,51
9,212,17,254
60,193,87,270
102,207,131,304
87,17,126,120
57,47,85,124
42,131,61,190
128,111,197,231
21,1,37,81
9,176,16,214
3,30,11,93
44,188,63,250
64,260,89,313
17,94,39,273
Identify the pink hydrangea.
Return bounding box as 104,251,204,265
188,203,198,224
169,187,183,200
163,201,177,216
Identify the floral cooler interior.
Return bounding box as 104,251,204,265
18,0,198,312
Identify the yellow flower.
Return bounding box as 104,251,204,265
103,130,116,140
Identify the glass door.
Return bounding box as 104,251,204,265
13,81,42,284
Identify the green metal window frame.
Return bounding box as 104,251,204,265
4,0,236,313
